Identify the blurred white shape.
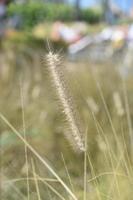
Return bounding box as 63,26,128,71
111,29,125,42
86,96,99,114
68,36,92,54
128,24,133,41
113,91,124,117
100,27,113,41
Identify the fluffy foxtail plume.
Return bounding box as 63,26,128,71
46,51,85,152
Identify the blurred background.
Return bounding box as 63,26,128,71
0,0,133,199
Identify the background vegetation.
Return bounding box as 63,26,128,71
7,2,103,29
0,1,133,199
0,42,133,199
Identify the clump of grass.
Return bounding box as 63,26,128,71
46,51,85,152
0,44,133,200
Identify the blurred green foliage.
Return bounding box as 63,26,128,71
7,2,103,29
80,8,102,24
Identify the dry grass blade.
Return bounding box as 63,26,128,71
31,158,41,200
88,172,128,183
122,79,133,155
0,113,78,200
61,153,75,193
35,173,66,200
3,177,59,185
20,79,30,200
83,128,88,200
87,153,102,200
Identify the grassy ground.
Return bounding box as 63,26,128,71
0,42,133,200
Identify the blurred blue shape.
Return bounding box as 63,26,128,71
68,0,133,12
